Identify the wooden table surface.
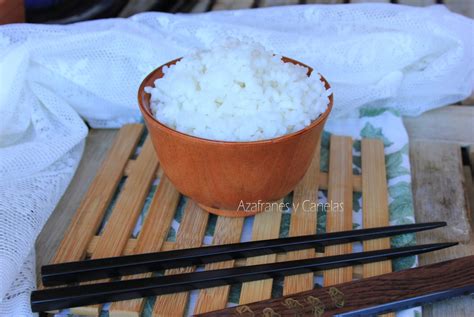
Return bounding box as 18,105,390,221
36,105,474,316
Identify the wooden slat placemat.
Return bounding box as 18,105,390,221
42,124,392,316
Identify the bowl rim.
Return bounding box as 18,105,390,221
138,56,333,145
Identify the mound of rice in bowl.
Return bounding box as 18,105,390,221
144,40,331,142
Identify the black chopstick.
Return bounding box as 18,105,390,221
41,222,446,286
31,242,457,312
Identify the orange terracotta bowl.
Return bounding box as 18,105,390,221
138,57,333,217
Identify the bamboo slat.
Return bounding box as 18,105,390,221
108,174,180,317
361,140,392,276
361,139,394,317
193,217,245,314
153,201,209,317
283,140,321,295
239,202,283,304
71,137,159,316
323,136,353,286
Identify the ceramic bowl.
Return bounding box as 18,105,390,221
138,57,333,217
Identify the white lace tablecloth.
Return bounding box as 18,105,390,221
0,4,473,316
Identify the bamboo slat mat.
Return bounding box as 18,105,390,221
42,123,394,317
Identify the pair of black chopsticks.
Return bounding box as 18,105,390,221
31,221,455,312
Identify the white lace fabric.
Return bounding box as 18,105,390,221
0,4,473,316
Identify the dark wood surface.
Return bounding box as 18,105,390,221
196,255,474,317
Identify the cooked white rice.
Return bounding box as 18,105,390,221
145,40,331,142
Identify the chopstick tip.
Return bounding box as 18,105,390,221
443,241,459,248
428,241,458,252
434,221,448,228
